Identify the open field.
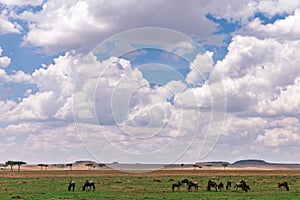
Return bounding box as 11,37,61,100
1,169,300,199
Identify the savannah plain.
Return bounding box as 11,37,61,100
1,166,300,200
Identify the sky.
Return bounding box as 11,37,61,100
0,0,300,165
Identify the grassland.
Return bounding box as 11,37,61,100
1,169,300,199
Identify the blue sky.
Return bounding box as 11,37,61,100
1,0,300,165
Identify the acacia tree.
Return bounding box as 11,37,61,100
85,163,94,170
206,164,212,170
193,164,199,170
5,161,16,171
98,163,106,168
38,164,45,171
181,163,184,169
66,163,73,171
38,164,48,171
15,161,27,172
221,163,228,170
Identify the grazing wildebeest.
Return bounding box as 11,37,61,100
234,180,250,192
226,181,232,190
172,181,181,192
217,182,224,190
82,180,95,191
68,180,75,191
188,181,199,192
278,182,289,191
207,179,218,191
181,178,189,186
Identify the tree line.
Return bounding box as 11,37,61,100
0,161,106,171
0,161,27,171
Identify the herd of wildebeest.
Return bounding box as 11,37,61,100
171,179,289,193
68,178,290,193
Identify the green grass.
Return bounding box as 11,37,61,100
1,172,300,199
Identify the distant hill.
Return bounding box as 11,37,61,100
74,160,97,165
233,159,268,166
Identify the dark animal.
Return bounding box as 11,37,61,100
188,181,198,192
226,181,232,190
82,180,95,191
278,182,289,191
207,179,218,191
181,178,189,185
217,182,224,190
234,180,250,192
172,181,181,192
68,180,75,191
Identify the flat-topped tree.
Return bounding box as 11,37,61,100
222,163,228,170
5,161,16,171
38,164,45,171
15,161,27,172
206,164,212,170
38,164,49,171
193,164,199,170
98,163,106,168
85,163,94,170
66,163,73,171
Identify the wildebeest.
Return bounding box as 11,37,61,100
172,181,181,192
278,182,289,191
226,181,232,190
82,180,95,191
181,178,189,185
217,182,224,190
234,180,250,192
207,179,218,191
187,181,198,192
68,180,75,191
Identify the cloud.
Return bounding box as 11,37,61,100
257,0,300,16
1,0,300,164
0,46,32,83
211,35,300,115
71,54,221,162
248,8,300,40
186,51,214,86
0,52,80,122
0,9,22,34
0,122,86,163
206,0,300,24
21,0,110,53
256,118,300,147
0,47,33,83
257,77,300,116
18,0,217,54
0,69,9,82
0,47,11,68
2,0,299,54
0,70,32,83
0,0,44,6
